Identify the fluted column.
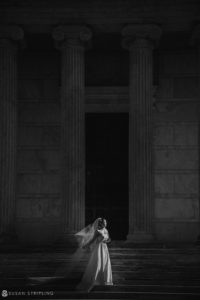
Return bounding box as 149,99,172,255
191,24,200,243
122,25,161,242
0,25,24,242
53,26,92,237
191,25,200,98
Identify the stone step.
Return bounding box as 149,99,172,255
1,263,200,279
1,253,199,262
2,261,199,268
2,275,200,285
3,274,200,283
1,246,200,300
2,254,199,260
0,248,200,257
23,282,200,293
2,254,198,260
2,262,200,268
53,291,200,299
2,267,200,276
2,276,200,300
2,281,200,294
0,243,199,253
2,276,200,285
109,249,200,254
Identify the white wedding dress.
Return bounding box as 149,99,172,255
77,227,113,291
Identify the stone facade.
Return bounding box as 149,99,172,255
154,38,199,242
0,0,200,245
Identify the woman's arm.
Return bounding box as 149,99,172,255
104,237,111,243
103,231,111,243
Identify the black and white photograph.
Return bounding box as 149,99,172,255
0,0,200,299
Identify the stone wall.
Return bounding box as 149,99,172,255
154,47,199,242
15,34,200,244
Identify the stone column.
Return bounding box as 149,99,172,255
191,24,200,244
191,25,200,99
53,26,92,237
122,25,161,242
0,25,24,242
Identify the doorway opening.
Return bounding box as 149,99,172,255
85,113,129,240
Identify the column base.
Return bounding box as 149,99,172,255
127,231,154,243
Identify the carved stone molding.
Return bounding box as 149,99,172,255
121,24,162,49
0,25,24,40
0,25,24,50
52,25,92,49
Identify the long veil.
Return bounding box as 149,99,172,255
75,218,101,248
28,218,101,286
54,218,101,278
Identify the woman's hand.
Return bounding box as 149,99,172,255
103,238,111,244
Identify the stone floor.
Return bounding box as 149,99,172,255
0,243,200,299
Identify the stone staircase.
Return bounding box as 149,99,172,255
0,244,200,299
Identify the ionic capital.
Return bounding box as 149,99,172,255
0,25,24,51
52,25,92,49
121,24,162,50
0,25,24,40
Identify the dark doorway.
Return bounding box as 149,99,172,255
85,113,129,240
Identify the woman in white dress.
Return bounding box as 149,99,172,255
75,217,113,292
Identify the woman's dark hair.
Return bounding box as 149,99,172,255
98,218,103,225
98,218,107,227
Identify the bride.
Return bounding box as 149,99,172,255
75,217,113,292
